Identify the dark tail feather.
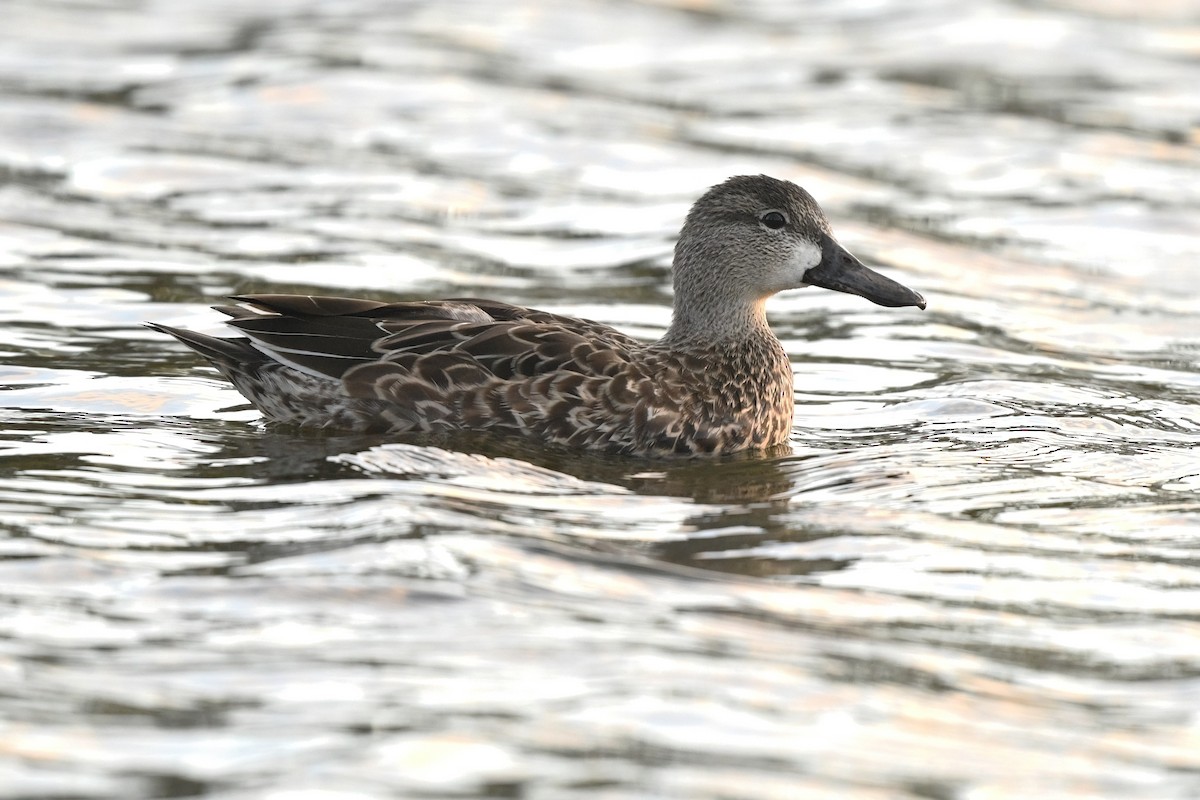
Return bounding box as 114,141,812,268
145,322,263,368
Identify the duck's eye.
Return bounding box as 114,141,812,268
760,211,787,230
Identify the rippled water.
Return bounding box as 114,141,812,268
3,0,1200,797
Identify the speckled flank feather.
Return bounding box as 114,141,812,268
150,176,925,457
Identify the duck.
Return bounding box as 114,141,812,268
149,175,925,457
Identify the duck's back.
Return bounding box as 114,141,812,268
150,294,794,456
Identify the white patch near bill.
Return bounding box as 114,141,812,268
794,238,822,272
773,237,823,291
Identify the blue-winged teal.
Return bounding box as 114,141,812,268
150,175,925,456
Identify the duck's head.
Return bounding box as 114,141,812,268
672,175,926,325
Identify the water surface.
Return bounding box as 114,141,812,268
2,0,1199,797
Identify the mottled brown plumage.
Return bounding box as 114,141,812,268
149,175,925,456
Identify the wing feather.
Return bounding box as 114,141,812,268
174,295,652,439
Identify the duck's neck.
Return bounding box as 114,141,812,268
658,234,781,349
659,295,774,351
